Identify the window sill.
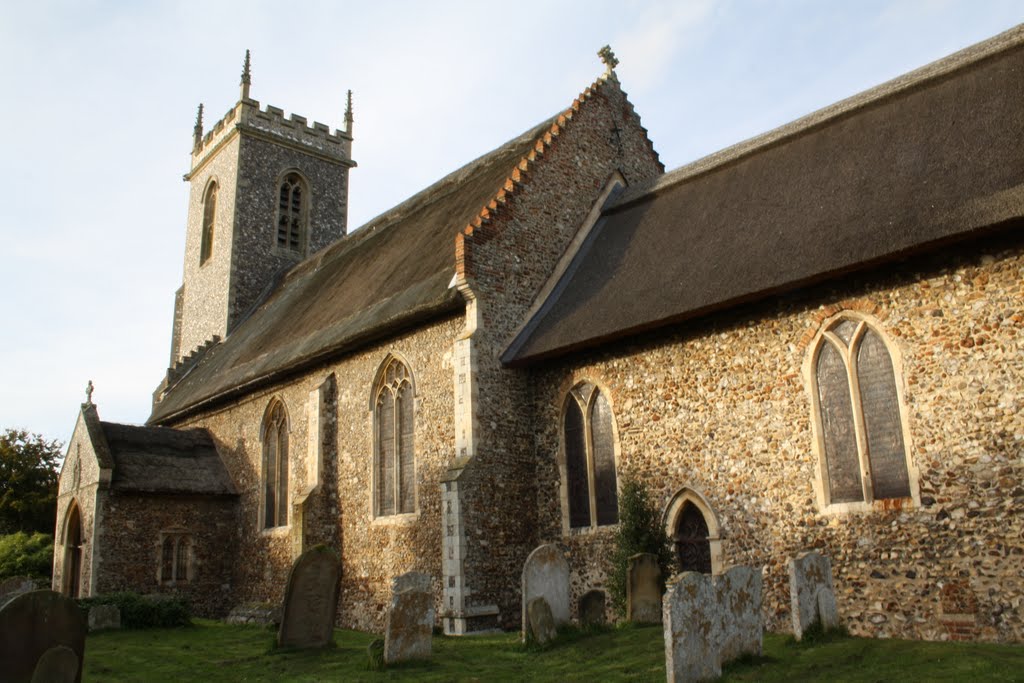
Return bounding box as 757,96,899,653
819,496,916,516
371,511,420,526
564,522,618,538
260,525,292,537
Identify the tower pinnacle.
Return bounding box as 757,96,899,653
344,89,354,135
598,45,619,75
240,49,252,100
192,103,204,151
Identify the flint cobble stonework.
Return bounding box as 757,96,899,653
531,232,1024,642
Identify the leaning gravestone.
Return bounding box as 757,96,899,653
383,571,433,664
277,545,341,649
627,553,662,624
0,590,86,683
715,565,763,661
30,645,79,683
526,596,558,645
521,544,569,641
87,604,121,632
788,550,839,640
578,589,607,627
664,572,722,683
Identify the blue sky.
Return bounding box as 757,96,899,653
2,1,1022,445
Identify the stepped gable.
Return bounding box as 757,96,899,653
150,113,561,423
101,422,236,495
503,24,1024,365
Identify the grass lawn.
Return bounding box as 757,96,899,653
82,620,1024,682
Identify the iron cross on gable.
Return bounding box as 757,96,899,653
598,45,619,72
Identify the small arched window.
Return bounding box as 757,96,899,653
563,382,619,529
373,356,415,517
811,315,912,505
277,172,307,253
159,531,191,584
200,181,217,264
262,400,289,528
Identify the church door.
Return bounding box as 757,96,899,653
63,506,83,598
673,502,711,574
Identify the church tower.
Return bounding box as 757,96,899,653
169,51,355,366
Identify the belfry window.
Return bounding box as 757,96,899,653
200,181,217,264
276,172,307,252
811,315,912,506
261,400,289,528
373,356,415,517
563,382,619,529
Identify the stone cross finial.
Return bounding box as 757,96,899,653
193,103,204,151
85,380,94,405
598,45,619,73
344,89,354,133
240,49,252,100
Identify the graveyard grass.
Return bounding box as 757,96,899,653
81,621,1024,682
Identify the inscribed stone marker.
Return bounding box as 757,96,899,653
578,590,607,627
384,571,433,664
788,550,839,640
520,544,569,640
0,576,37,606
277,545,341,649
715,565,763,661
663,572,722,683
30,645,79,683
87,604,121,632
0,589,86,683
627,553,662,624
526,596,557,645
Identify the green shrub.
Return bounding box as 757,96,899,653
0,531,54,580
608,477,674,616
78,592,191,629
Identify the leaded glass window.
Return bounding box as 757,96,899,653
374,357,416,516
200,181,217,264
262,401,289,528
563,382,619,529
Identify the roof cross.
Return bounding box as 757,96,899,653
85,380,94,405
598,45,619,73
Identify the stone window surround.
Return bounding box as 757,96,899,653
803,310,921,515
557,377,622,536
259,398,291,532
369,352,419,524
273,168,311,256
662,486,725,575
158,529,193,585
59,499,85,597
199,177,218,266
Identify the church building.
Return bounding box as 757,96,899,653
54,28,1023,642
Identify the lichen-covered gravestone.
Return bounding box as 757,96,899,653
384,571,433,664
788,550,839,640
627,553,662,624
526,596,557,645
663,572,722,683
578,590,607,627
0,589,86,683
520,544,569,641
277,545,341,649
715,565,763,661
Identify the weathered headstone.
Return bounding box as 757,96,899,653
788,550,839,640
0,590,86,683
0,576,37,606
226,602,281,626
664,572,722,683
521,544,569,640
578,590,607,627
277,545,341,649
527,596,557,645
383,571,433,664
87,604,121,632
627,553,662,624
30,645,79,683
715,565,763,661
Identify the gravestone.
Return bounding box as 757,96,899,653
520,544,569,640
627,553,662,623
31,645,79,683
87,604,121,631
578,590,607,627
788,551,839,640
0,590,86,683
664,572,722,683
715,565,762,661
0,576,37,606
526,596,557,645
277,545,341,649
384,571,433,664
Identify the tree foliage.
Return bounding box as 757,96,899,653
0,429,62,535
608,476,675,616
0,531,54,580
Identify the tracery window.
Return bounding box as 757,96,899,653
373,356,415,517
262,400,289,528
276,172,307,252
159,532,191,584
811,315,912,506
200,181,217,264
563,382,618,529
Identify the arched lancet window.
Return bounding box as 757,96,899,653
159,531,191,584
200,181,217,264
811,315,912,505
373,356,415,516
262,400,289,528
673,502,712,574
62,502,83,598
276,172,307,252
563,382,619,529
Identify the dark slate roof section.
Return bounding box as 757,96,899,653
150,116,558,423
503,24,1024,365
101,422,237,496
